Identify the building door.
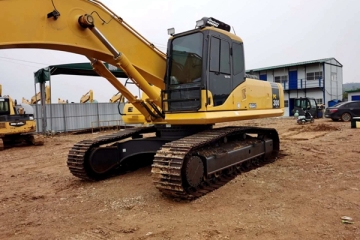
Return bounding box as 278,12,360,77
259,74,267,81
289,98,295,116
289,71,298,90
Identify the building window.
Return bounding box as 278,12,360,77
331,72,337,81
275,75,288,83
284,100,289,107
316,99,323,104
307,72,322,80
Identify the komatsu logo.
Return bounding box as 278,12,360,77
207,19,219,27
10,122,25,126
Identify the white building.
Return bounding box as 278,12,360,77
346,90,360,101
246,58,343,116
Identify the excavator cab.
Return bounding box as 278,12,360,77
164,17,245,112
293,97,319,118
0,97,10,116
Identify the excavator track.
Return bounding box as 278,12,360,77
27,134,44,146
67,126,156,181
152,126,279,200
0,134,44,150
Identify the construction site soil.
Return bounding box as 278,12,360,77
1,117,359,240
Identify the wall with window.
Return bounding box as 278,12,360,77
304,64,323,80
288,89,323,100
324,60,343,104
273,68,288,86
284,92,290,116
296,66,306,81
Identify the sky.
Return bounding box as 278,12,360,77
0,0,359,103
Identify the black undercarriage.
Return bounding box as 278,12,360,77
67,124,279,200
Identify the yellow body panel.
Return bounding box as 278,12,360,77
123,80,284,125
0,121,36,136
122,92,152,124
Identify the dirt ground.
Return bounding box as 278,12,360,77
1,117,359,240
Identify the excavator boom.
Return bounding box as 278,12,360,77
0,0,167,122
0,1,165,90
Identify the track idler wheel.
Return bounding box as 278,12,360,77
0,138,4,151
184,156,204,189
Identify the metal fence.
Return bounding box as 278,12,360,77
31,102,129,133
282,78,324,90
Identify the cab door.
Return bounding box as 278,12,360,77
208,35,232,107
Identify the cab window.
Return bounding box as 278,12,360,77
209,37,230,74
0,99,10,115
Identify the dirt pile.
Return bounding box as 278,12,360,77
308,123,341,131
288,123,340,132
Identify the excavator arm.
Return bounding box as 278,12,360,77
28,86,51,104
30,92,41,104
22,97,31,105
80,90,94,103
109,92,125,103
0,0,166,122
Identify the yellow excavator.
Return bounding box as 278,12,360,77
22,97,31,104
58,98,68,104
0,84,44,150
80,90,94,103
23,86,51,104
109,92,125,103
0,1,284,200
